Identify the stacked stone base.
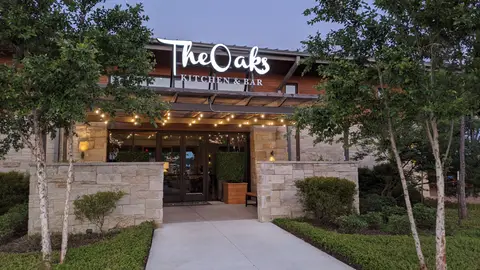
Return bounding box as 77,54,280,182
28,162,164,234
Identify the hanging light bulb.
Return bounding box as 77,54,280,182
200,113,203,118
134,115,139,119
219,121,224,124
104,120,108,124
231,114,235,118
167,112,171,116
280,119,284,123
214,124,218,127
193,120,196,124
226,117,230,121
254,118,258,122
100,113,105,118
261,114,265,118
95,109,100,114
262,124,265,128
189,123,192,126
167,116,171,120
197,117,201,121
238,124,242,127
131,119,135,122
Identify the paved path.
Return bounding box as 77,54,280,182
146,219,352,270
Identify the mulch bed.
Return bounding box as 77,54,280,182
0,231,119,253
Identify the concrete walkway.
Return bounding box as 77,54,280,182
146,219,352,270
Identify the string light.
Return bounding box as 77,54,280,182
231,114,235,118
219,121,224,124
238,124,242,127
226,117,230,121
261,114,265,118
254,118,258,122
167,112,171,116
162,123,165,126
197,117,201,121
193,120,196,124
214,124,217,127
200,113,203,117
95,109,100,114
130,119,135,123
189,123,192,126
134,115,139,119
262,124,265,128
280,119,284,123
167,116,171,120
100,113,105,118
104,120,108,124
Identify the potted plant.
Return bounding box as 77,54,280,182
216,152,247,204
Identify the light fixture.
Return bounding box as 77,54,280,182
134,115,139,119
100,113,105,118
262,124,265,128
163,162,169,172
238,124,242,127
280,119,284,123
95,109,100,114
219,121,224,124
231,114,235,118
269,151,275,162
189,123,192,126
167,116,171,120
162,123,165,126
214,124,217,127
226,117,230,121
254,118,258,122
261,114,265,118
193,120,196,124
79,141,89,160
104,120,108,124
197,117,201,121
167,112,171,116
200,113,203,117
283,124,286,127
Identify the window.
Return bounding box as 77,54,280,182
108,131,157,162
285,83,298,94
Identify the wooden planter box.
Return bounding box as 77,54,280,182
223,182,248,204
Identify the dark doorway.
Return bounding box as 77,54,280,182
108,130,249,203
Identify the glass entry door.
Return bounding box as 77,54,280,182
161,134,207,202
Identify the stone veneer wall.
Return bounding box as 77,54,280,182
28,162,163,234
256,161,359,222
250,126,288,193
74,122,108,162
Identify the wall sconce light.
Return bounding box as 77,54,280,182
163,162,169,172
269,151,275,162
78,141,89,160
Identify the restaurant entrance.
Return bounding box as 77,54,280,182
107,129,249,203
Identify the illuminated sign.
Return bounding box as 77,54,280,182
158,38,270,76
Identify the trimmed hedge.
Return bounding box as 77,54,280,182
215,152,246,183
0,221,155,270
0,172,29,215
0,203,28,243
295,177,356,222
273,218,480,270
336,215,368,233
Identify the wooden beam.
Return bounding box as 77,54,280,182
277,56,301,92
264,97,287,107
170,93,179,103
170,103,295,114
235,96,253,106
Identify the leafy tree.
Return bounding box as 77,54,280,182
303,1,428,268
0,0,167,266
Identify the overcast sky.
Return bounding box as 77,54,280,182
106,0,338,51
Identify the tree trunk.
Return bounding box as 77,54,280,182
343,126,349,161
33,115,52,269
426,119,447,270
459,116,468,219
388,117,427,270
60,124,75,263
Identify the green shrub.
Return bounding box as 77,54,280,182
359,194,396,214
336,215,368,233
295,177,356,222
115,151,150,162
0,221,155,270
215,152,246,183
0,172,29,215
362,212,383,230
381,205,406,222
73,191,126,233
0,203,28,243
413,203,436,230
392,185,422,206
384,215,411,235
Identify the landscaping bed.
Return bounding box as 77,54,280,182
274,207,480,270
0,221,155,270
